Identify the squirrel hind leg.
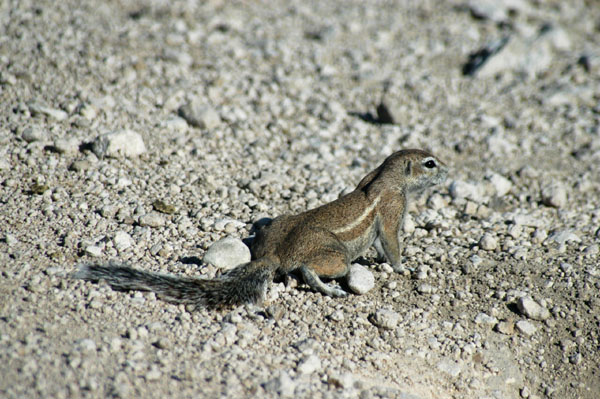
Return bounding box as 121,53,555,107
300,265,348,298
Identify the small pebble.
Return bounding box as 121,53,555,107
28,102,68,120
488,173,512,197
328,310,344,322
53,138,80,154
495,320,515,335
264,372,296,398
479,233,498,251
370,309,400,330
69,160,92,172
178,100,221,129
417,283,434,294
85,245,103,257
541,183,567,208
138,212,166,228
76,338,97,354
474,312,498,326
22,127,45,143
437,359,462,377
328,372,356,389
516,320,537,336
5,233,18,246
145,366,162,381
297,354,321,374
113,231,134,251
152,199,177,215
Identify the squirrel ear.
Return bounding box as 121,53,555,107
405,160,412,175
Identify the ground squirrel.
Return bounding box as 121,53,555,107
74,149,448,307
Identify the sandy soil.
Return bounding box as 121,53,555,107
1,1,599,398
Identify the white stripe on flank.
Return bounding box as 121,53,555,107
332,195,381,235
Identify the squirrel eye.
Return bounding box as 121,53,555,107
424,160,436,169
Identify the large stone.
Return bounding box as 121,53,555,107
203,237,251,270
516,296,550,321
346,263,375,294
92,130,146,158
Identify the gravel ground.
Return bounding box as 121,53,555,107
1,1,599,398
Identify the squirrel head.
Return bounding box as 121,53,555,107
380,149,448,193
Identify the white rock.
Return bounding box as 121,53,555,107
545,85,595,107
328,309,344,322
515,320,537,336
486,131,517,155
5,233,18,246
402,214,416,233
370,309,400,330
437,359,462,377
53,138,80,154
487,173,512,197
213,218,245,231
547,230,580,245
477,31,555,79
138,212,166,228
516,296,550,320
0,71,17,85
479,233,498,251
277,373,296,398
22,127,45,143
162,116,188,133
76,338,97,353
541,182,567,208
178,99,221,129
85,245,103,257
265,372,296,398
584,244,599,256
509,212,544,228
297,354,321,374
28,102,68,121
467,0,529,22
547,27,571,51
449,180,485,202
113,231,134,251
92,130,146,158
474,312,499,326
203,237,251,270
346,263,375,294
79,104,99,120
145,366,162,381
328,372,356,389
417,283,434,294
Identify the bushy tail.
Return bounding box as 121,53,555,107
72,258,277,308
